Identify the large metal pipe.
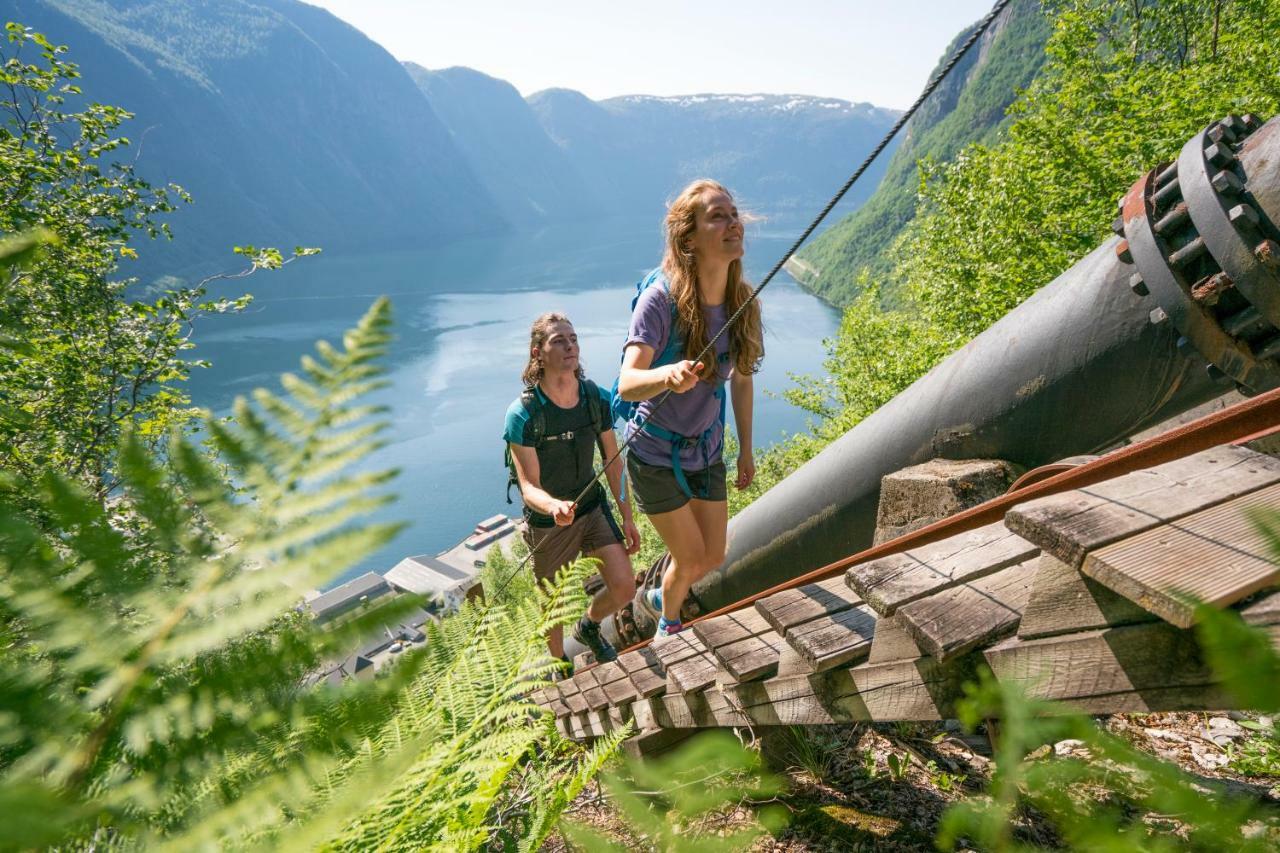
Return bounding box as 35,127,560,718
685,115,1280,623
609,115,1280,644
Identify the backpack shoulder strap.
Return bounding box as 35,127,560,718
637,270,683,367
519,385,545,446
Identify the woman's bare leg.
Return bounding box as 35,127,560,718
648,499,727,622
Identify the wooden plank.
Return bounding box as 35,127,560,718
602,669,641,706
690,607,786,684
623,728,697,759
653,631,719,695
726,654,979,726
866,614,925,664
847,521,1038,616
849,654,980,721
1005,445,1280,567
728,672,848,727
785,603,878,672
559,678,589,715
573,669,608,712
617,646,667,699
713,630,787,684
754,575,862,637
655,687,748,729
898,557,1038,662
692,607,773,649
1018,553,1157,639
539,687,571,717
1082,484,1280,628
985,620,1280,711
590,660,635,709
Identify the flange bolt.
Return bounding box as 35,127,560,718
1256,239,1280,268
1206,143,1236,168
1211,170,1244,195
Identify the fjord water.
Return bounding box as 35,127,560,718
186,220,839,588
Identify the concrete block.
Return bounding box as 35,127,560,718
874,458,1021,545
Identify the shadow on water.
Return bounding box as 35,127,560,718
185,216,840,589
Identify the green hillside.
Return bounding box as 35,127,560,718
792,0,1050,306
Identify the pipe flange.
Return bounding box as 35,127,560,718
1118,116,1280,394
1180,120,1280,355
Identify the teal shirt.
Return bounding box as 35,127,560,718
504,380,613,526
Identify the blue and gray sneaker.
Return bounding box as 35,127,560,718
572,616,617,663
655,615,683,639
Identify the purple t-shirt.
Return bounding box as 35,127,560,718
623,284,731,469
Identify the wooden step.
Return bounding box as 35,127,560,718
897,557,1038,662
558,675,589,716
1005,445,1280,567
692,607,787,683
785,603,878,672
755,575,862,636
617,645,667,699
1081,483,1280,628
847,520,1038,615
652,630,719,694
592,660,640,707
572,668,609,712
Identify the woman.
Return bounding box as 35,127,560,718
504,313,640,666
617,179,764,638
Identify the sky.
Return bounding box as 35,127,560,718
304,1,999,109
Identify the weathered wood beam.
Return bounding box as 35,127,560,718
984,619,1280,712
1017,554,1156,640
1005,445,1280,567
1082,483,1280,628
755,575,862,636
897,557,1038,662
785,603,878,672
847,521,1038,615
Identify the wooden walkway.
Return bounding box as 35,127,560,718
532,444,1280,744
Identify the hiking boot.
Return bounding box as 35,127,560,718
553,654,574,681
654,616,683,639
573,617,617,663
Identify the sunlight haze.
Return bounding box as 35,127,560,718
304,0,999,108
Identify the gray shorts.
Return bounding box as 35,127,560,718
626,454,727,515
523,504,624,581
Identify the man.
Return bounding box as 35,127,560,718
504,312,640,666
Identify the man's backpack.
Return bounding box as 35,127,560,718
504,378,610,505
